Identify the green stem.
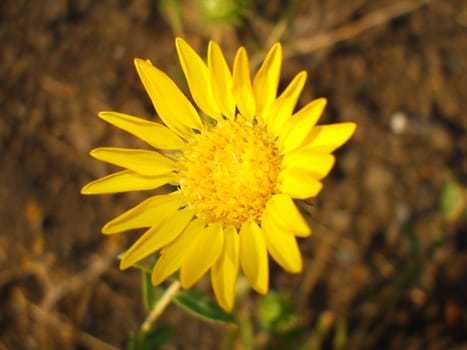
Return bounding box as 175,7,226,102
141,280,181,333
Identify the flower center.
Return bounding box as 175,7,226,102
178,119,282,227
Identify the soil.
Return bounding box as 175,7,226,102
0,0,466,349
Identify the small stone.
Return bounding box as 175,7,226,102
390,111,408,134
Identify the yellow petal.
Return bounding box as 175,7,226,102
101,192,184,234
80,170,174,194
120,209,194,270
181,223,223,288
265,194,311,237
267,71,307,137
282,151,335,180
175,38,221,121
262,214,303,273
277,168,323,199
134,58,202,138
301,122,357,153
278,98,327,153
253,43,282,121
232,47,256,121
208,41,236,119
90,148,177,176
239,221,268,294
151,219,205,286
98,111,185,150
211,226,239,311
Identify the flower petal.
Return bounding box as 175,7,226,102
120,209,194,270
278,98,327,153
262,214,303,273
208,40,236,119
211,226,239,311
101,192,184,234
301,122,357,153
277,168,323,199
80,170,174,194
239,221,268,294
98,111,185,150
267,71,307,137
175,38,221,121
253,43,282,121
281,151,335,180
265,194,311,237
151,219,205,286
232,47,256,121
134,58,202,138
181,223,223,288
90,147,177,176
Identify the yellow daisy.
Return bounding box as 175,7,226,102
81,38,356,311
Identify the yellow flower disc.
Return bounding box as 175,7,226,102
179,119,282,227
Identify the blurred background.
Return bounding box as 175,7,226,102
0,0,466,349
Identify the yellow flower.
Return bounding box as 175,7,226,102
81,38,356,311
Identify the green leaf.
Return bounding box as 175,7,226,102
297,199,314,219
126,327,174,350
117,252,159,274
172,289,235,324
257,292,297,334
440,177,466,222
133,261,152,274
141,327,174,350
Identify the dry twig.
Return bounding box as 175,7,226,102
289,0,429,57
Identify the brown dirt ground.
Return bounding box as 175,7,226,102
1,0,466,349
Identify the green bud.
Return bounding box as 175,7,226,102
196,0,248,25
